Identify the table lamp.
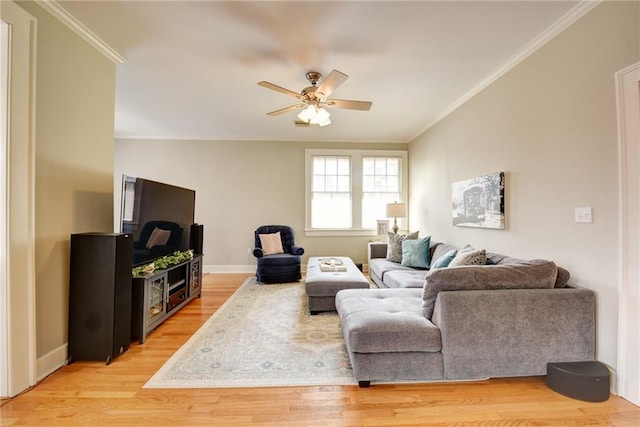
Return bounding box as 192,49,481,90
386,202,407,234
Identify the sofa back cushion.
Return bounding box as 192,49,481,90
488,252,571,288
421,259,558,319
554,266,571,288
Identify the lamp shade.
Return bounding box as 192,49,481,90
386,202,407,218
297,105,331,126
297,105,316,122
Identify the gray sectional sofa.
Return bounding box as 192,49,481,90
335,240,596,387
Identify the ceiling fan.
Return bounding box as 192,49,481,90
258,69,372,126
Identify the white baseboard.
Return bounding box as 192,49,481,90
204,264,255,274
204,264,369,274
36,343,67,382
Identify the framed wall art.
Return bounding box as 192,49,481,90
452,171,505,229
376,219,389,236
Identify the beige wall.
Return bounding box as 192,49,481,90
114,140,406,269
408,1,639,371
18,1,116,361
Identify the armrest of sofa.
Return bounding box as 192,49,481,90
431,287,595,380
368,242,387,261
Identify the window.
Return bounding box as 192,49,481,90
311,156,351,228
362,157,401,229
305,149,407,236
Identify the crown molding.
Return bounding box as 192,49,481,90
410,0,602,141
34,0,125,64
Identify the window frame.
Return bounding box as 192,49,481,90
304,148,408,237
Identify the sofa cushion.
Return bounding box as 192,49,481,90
369,258,417,285
486,252,528,266
487,252,571,288
401,236,431,268
555,266,571,288
383,270,428,288
448,244,487,267
386,231,419,263
336,288,441,353
421,259,559,319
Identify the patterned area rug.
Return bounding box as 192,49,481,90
144,277,357,388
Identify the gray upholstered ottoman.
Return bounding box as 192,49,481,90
335,288,444,387
305,256,370,314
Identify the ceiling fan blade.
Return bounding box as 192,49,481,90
325,99,373,111
258,81,302,99
266,104,305,116
315,70,348,99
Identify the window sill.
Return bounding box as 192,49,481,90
304,228,380,237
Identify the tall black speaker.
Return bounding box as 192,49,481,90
68,233,132,365
190,223,204,255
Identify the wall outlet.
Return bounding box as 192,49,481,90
247,247,252,254
575,207,593,223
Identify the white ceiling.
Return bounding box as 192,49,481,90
54,0,587,143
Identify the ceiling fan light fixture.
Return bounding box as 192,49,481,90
315,107,330,121
297,105,316,122
297,105,331,126
311,108,331,126
317,116,331,127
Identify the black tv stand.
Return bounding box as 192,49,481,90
131,255,203,343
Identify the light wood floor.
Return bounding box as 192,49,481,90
2,273,640,426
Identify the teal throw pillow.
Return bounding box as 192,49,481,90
401,236,431,268
430,249,457,269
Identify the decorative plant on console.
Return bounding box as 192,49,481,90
132,250,194,277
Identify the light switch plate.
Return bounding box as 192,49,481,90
575,207,592,223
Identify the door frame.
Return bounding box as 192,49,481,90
0,0,37,398
616,61,640,406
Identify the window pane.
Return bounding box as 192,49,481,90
387,158,399,175
324,175,337,191
337,175,350,192
374,176,387,190
363,158,374,175
362,156,402,228
312,175,325,192
387,176,399,190
362,175,375,192
337,158,350,175
325,157,337,175
362,192,400,228
313,157,325,174
312,193,351,228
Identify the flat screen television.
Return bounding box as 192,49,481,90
119,175,196,266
